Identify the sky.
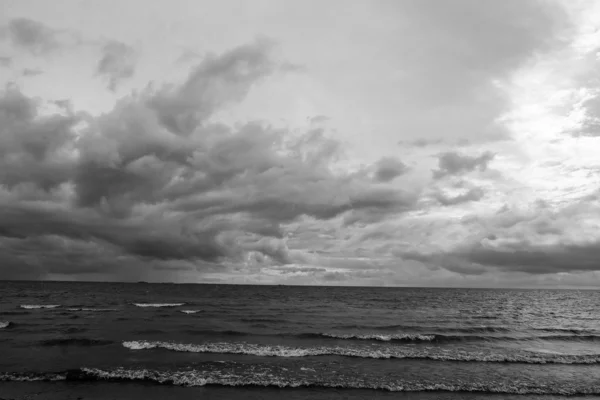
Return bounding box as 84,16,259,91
2,0,600,287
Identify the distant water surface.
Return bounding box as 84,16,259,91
1,281,600,399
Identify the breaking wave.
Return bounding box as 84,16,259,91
319,332,600,343
332,324,512,334
137,327,600,344
20,305,60,309
180,310,200,314
133,303,185,308
1,368,600,395
0,321,11,329
122,340,600,364
317,333,435,342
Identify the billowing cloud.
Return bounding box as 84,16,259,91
0,41,418,281
1,1,597,287
96,41,137,91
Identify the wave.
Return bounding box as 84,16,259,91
133,303,185,308
122,340,600,364
317,333,435,342
152,327,600,344
0,311,30,316
240,317,287,323
532,327,598,334
20,304,60,309
319,332,600,343
1,368,599,395
180,310,200,314
66,308,117,312
332,324,511,334
0,321,11,329
40,338,114,347
179,329,438,342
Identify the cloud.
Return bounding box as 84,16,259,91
5,18,61,55
432,151,495,179
373,157,408,182
434,186,485,206
0,85,79,191
309,115,329,125
22,68,43,77
96,41,137,91
396,196,600,276
0,41,418,281
404,138,442,148
363,0,572,145
0,57,11,68
149,38,276,135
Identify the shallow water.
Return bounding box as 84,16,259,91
1,281,600,398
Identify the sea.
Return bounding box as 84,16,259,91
1,281,600,399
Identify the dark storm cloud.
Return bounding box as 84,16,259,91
96,41,137,91
405,241,600,276
0,204,226,261
398,196,600,275
456,242,600,274
0,40,418,280
432,151,495,179
5,18,61,54
373,157,408,182
0,85,79,191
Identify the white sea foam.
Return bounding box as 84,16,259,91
0,321,10,329
55,367,600,395
122,340,600,364
20,305,60,309
1,367,599,395
180,310,200,314
132,303,185,308
0,373,66,382
321,333,435,341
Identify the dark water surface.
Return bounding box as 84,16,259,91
1,281,600,399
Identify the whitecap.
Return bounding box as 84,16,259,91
321,333,435,342
0,321,10,329
122,340,600,364
180,310,200,314
132,303,185,308
20,305,60,309
72,367,600,395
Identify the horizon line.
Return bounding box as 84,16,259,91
1,279,598,290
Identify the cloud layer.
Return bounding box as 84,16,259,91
0,40,418,282
2,1,600,287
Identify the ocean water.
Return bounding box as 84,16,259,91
1,282,600,399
